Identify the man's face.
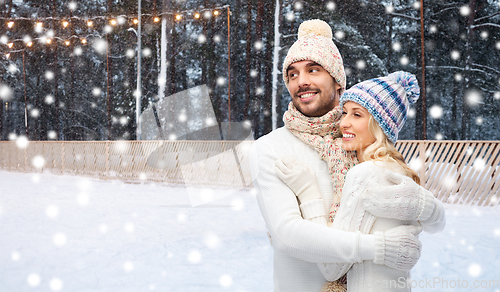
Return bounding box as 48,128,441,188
286,60,341,117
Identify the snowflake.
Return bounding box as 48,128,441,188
0,35,7,44
335,30,345,40
197,34,206,44
412,1,420,9
53,233,67,247
0,84,12,100
8,64,18,74
126,49,135,58
450,50,460,60
250,69,258,78
454,73,463,82
119,116,128,125
99,224,108,234
480,31,488,39
68,1,77,10
16,135,29,149
326,2,336,11
473,158,485,171
11,251,20,261
496,41,500,50
30,108,40,118
50,278,63,291
48,130,57,139
392,42,401,52
77,193,89,206
124,222,135,233
407,108,416,118
187,250,202,263
216,76,226,86
429,25,437,34
468,263,482,278
466,90,482,106
286,12,295,22
103,24,113,34
435,133,443,140
460,6,470,16
142,48,152,57
219,274,232,287
74,47,83,56
204,233,220,249
356,60,366,70
27,273,41,287
231,198,245,211
385,4,394,13
23,35,32,44
400,56,409,66
93,38,108,54
475,116,483,125
429,104,443,119
256,87,264,95
494,92,500,100
46,205,59,218
294,1,303,11
213,35,221,43
32,155,45,169
254,40,263,50
45,70,55,80
178,112,187,122
92,87,102,96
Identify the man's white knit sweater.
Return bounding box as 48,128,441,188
250,127,374,292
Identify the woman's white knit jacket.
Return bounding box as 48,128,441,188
301,161,446,291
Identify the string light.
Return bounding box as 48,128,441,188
5,53,10,58
1,5,230,54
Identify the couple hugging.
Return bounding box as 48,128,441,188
250,19,445,292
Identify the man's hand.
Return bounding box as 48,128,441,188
275,155,322,204
374,225,423,271
361,170,435,221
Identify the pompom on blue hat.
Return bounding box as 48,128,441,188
339,71,420,143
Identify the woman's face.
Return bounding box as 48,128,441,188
340,101,376,161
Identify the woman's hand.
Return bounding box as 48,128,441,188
274,155,322,204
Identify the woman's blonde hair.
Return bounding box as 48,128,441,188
361,116,420,184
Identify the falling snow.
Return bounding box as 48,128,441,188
0,171,498,291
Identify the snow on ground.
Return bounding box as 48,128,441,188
0,170,499,292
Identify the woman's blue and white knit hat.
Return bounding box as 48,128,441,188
339,71,420,143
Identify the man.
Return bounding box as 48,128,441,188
249,19,444,291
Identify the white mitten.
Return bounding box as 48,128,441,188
360,170,435,221
275,155,322,204
373,225,422,271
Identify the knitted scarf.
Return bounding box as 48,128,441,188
284,102,358,292
283,102,358,221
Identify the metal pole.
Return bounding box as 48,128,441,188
136,0,142,140
420,0,426,140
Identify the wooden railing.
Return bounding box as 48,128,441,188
0,140,498,206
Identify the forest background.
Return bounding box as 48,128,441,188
0,0,499,141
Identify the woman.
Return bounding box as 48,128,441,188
275,71,445,291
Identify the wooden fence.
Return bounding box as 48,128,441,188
0,140,498,206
